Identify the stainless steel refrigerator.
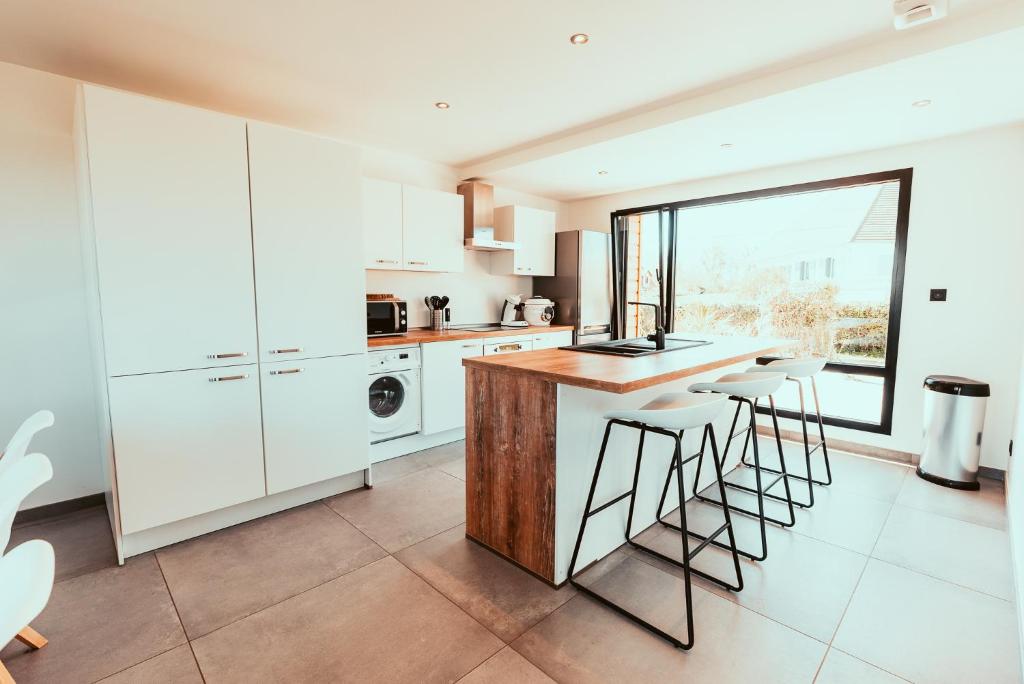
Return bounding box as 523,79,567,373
533,230,613,344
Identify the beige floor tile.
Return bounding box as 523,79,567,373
872,504,1013,600
790,485,892,555
514,558,826,684
394,524,575,641
191,556,502,683
436,454,466,481
325,467,465,552
896,473,1006,530
97,644,203,684
459,646,555,684
833,559,1020,684
815,648,908,683
9,505,117,581
635,517,867,642
156,502,386,638
371,440,465,484
0,554,186,684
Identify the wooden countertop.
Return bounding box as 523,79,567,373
462,334,793,393
367,325,574,348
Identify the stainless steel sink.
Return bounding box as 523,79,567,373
560,337,711,357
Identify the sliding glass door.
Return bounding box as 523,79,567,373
612,169,911,434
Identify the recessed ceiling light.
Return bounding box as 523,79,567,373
720,143,734,149
912,99,932,108
569,33,589,45
434,101,450,110
597,170,608,175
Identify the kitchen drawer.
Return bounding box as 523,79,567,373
531,330,573,350
483,338,533,355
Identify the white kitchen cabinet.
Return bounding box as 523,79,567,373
531,330,573,350
491,206,556,277
421,338,484,434
402,185,464,272
362,177,403,270
247,122,365,360
107,366,266,534
483,337,534,355
79,84,257,376
261,355,368,494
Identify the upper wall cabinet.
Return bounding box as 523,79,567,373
402,185,464,273
491,206,556,277
361,178,403,270
247,122,364,360
79,85,258,376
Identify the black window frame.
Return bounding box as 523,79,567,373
609,168,913,435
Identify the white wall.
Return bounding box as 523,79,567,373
1009,340,1024,674
0,60,566,507
568,126,1024,469
0,62,104,506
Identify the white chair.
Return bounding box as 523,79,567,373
566,391,743,650
745,358,832,507
0,411,54,481
1,453,55,555
683,371,795,562
0,540,56,684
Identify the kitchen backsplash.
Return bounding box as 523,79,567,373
365,250,532,328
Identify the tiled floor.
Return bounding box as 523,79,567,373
2,439,1019,683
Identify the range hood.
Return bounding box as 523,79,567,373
458,181,518,251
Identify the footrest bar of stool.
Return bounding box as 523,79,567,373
693,493,795,527
808,440,825,456
677,522,760,562
586,490,634,518
752,464,831,487
730,424,753,441
685,521,731,559
723,478,811,509
628,534,741,592
569,580,690,650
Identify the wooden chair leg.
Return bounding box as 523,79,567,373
15,626,47,650
0,660,15,684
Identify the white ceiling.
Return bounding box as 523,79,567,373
481,25,1024,200
0,0,1003,170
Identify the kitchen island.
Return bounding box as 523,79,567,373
462,334,791,585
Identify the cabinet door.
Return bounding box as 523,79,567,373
261,354,368,495
362,178,403,270
421,339,483,434
107,366,265,534
248,122,364,361
81,85,257,376
402,185,464,272
532,330,573,350
517,207,556,276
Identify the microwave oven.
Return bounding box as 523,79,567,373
367,299,408,337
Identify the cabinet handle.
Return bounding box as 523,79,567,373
269,348,303,354
207,352,248,359
209,373,249,382
269,368,304,375
407,260,428,265
462,344,480,348
496,343,523,352
375,259,399,264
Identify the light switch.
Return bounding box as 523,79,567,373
929,289,947,302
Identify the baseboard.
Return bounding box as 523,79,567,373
13,493,106,527
755,426,1006,481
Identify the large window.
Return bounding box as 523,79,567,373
611,169,911,434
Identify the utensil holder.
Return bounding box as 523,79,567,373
430,310,444,331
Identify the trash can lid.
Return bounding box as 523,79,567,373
923,375,990,397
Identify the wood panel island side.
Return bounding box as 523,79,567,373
462,334,791,586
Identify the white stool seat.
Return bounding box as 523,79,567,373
604,392,728,431
746,357,826,379
689,371,787,399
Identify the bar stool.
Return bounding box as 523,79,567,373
676,371,794,562
743,358,832,508
567,392,743,651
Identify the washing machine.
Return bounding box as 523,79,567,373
368,347,421,445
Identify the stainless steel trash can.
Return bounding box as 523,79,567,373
917,375,990,490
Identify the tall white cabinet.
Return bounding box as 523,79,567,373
76,85,369,560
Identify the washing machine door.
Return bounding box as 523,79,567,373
368,371,420,443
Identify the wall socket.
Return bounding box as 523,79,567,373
929,288,947,302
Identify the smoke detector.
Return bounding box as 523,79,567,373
893,0,948,30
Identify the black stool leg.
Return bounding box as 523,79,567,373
566,421,614,582
811,376,833,486
671,434,695,650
